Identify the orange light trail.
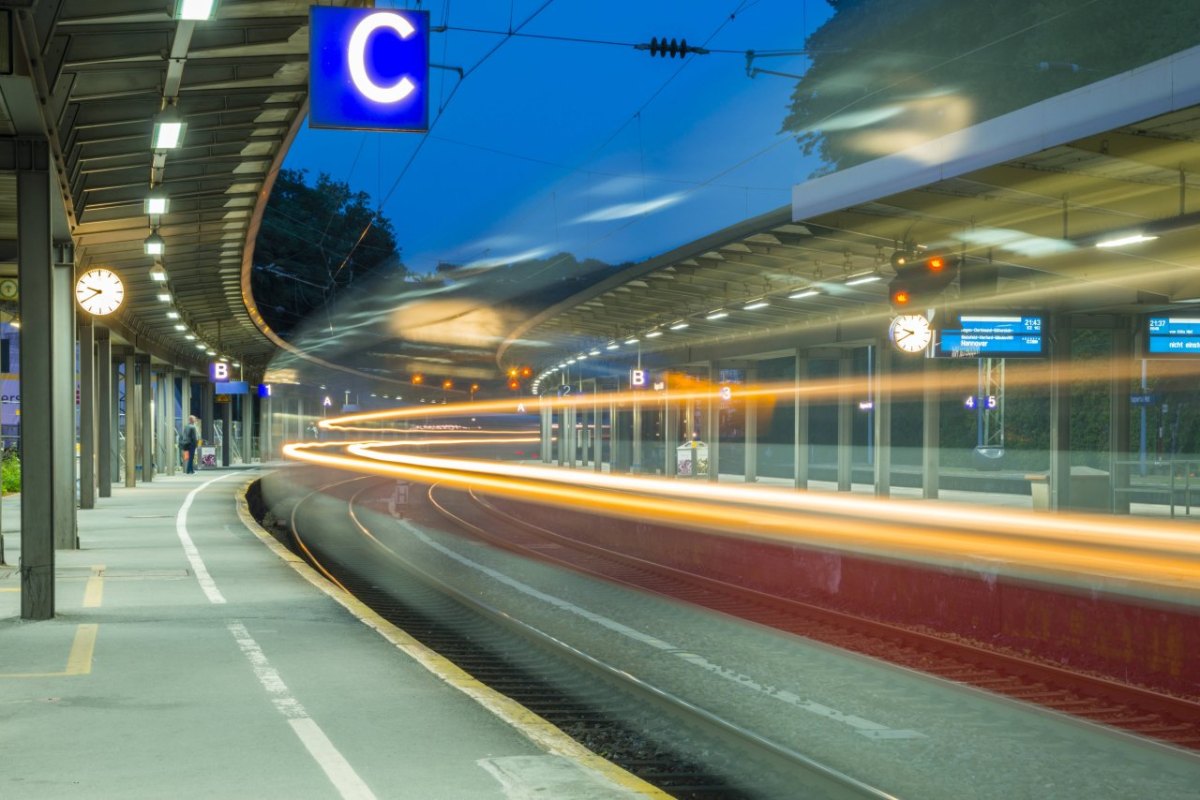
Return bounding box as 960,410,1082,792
283,441,1200,605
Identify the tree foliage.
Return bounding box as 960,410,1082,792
252,169,403,334
783,0,1200,174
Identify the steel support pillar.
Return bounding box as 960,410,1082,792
242,393,253,463
744,366,758,483
79,317,96,508
873,343,891,498
837,352,853,492
664,391,679,477
221,397,232,467
17,139,59,617
793,350,809,490
1049,316,1072,510
923,356,941,499
706,362,720,483
139,355,153,482
124,353,137,486
1111,322,1132,513
96,328,112,498
202,382,215,459
52,244,76,547
160,370,174,476
631,393,642,472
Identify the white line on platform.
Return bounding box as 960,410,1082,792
176,472,235,604
227,621,377,800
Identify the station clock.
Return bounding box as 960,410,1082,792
75,268,125,316
889,313,933,354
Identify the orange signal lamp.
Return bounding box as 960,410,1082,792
519,366,533,379
507,367,518,378
892,289,911,306
442,379,453,390
927,256,945,272
508,379,520,391
412,374,424,385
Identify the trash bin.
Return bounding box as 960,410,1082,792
1027,467,1111,511
198,446,217,470
677,441,708,477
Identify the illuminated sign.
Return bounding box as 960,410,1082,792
964,395,998,410
630,369,646,387
1147,317,1200,355
215,381,249,395
257,384,272,398
210,361,230,381
719,386,732,401
310,8,430,132
935,313,1046,358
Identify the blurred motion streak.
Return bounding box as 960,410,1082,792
282,441,1200,601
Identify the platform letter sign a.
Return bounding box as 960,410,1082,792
310,7,430,131
210,361,229,382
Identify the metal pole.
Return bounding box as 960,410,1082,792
874,341,891,498
242,392,254,463
96,328,112,498
162,372,175,476
1049,316,1072,510
139,355,153,482
124,353,137,486
744,365,758,483
707,361,720,483
202,381,215,460
78,317,96,508
1111,322,1132,513
837,351,853,492
793,350,809,490
922,355,940,499
221,396,232,467
52,242,76,547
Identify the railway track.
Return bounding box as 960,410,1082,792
424,482,1200,752
279,473,891,800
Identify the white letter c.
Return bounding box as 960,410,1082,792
348,13,417,104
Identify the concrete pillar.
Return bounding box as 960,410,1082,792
125,352,137,487
79,317,96,509
837,351,853,492
52,242,76,547
1111,322,1132,513
160,371,175,476
139,355,153,482
16,139,58,617
96,328,112,498
874,343,892,498
540,400,551,463
922,356,941,499
1049,316,1072,510
593,390,602,472
744,366,758,483
631,393,643,472
793,350,809,490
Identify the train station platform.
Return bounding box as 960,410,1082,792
0,470,655,799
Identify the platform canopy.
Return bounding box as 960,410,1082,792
0,0,318,369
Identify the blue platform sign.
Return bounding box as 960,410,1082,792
310,7,430,132
1147,317,1200,355
215,381,249,395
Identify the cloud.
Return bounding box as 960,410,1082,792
572,192,686,223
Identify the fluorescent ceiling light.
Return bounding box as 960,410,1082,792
157,293,171,302
743,300,769,310
706,309,729,320
576,354,588,360
144,231,165,255
185,334,196,340
150,269,167,282
166,311,180,319
669,320,689,330
144,195,169,215
151,115,186,150
174,324,186,331
789,289,820,300
194,343,206,350
1096,233,1158,248
588,349,600,356
567,359,576,364
175,0,217,20
644,330,663,338
624,337,639,344
845,274,881,286
606,343,620,350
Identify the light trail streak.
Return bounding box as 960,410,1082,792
283,442,1200,603
319,355,1200,433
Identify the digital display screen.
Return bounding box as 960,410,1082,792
1147,317,1200,355
934,314,1046,358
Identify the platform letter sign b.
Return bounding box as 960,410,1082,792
309,7,430,132
631,369,647,388
210,362,229,382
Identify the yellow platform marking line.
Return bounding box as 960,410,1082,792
0,565,103,678
236,478,670,799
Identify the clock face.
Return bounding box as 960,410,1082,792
75,268,125,316
0,279,16,299
889,314,933,353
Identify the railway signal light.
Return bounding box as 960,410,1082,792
887,252,959,310
412,373,424,385
508,379,520,391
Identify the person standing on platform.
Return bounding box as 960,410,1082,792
182,415,199,474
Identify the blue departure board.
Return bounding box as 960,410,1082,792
1147,317,1200,355
934,314,1046,358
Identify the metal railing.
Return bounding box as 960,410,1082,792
1113,459,1197,518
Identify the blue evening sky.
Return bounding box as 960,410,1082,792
284,0,833,274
